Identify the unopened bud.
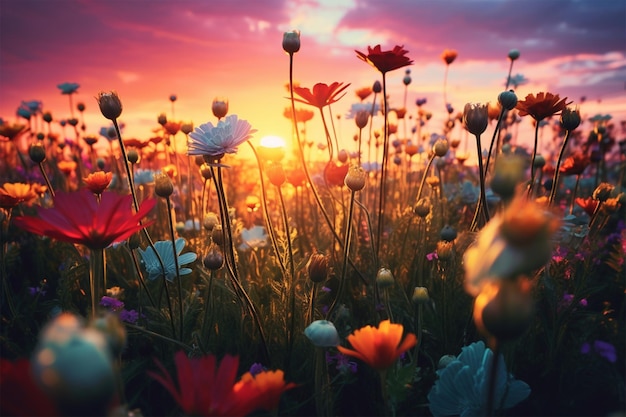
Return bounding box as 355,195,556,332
412,287,429,305
282,30,301,54
127,149,139,164
29,143,46,163
355,110,369,129
307,253,329,283
376,268,394,289
203,245,224,270
344,165,366,191
96,91,122,120
266,163,286,187
154,172,173,198
560,107,581,131
433,139,449,157
498,90,518,111
212,98,228,119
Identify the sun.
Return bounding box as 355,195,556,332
259,135,286,149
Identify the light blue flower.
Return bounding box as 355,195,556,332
57,82,80,95
188,114,257,158
345,102,380,119
138,238,197,282
133,169,155,186
428,341,530,417
238,225,268,250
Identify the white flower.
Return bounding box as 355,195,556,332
238,225,269,251
187,114,256,158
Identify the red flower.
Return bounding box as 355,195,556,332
12,190,155,250
575,197,599,217
325,162,349,187
355,45,413,74
292,82,351,109
516,92,569,121
560,152,590,176
441,49,458,65
149,351,295,417
0,358,59,416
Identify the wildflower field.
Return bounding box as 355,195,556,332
1,28,625,417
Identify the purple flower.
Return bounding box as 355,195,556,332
119,309,139,324
249,363,265,376
426,251,439,261
100,296,124,311
581,340,617,363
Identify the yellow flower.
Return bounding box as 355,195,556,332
0,182,38,206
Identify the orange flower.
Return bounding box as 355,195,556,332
164,121,181,136
292,82,351,109
559,151,590,176
283,107,314,123
83,171,113,195
337,320,417,371
0,182,38,206
324,162,349,187
355,45,413,74
355,86,373,101
234,370,297,413
57,160,77,175
0,122,27,141
441,49,458,65
123,137,150,149
575,197,599,217
515,92,568,121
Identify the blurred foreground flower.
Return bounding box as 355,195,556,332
428,341,530,416
138,238,197,282
0,358,59,416
148,351,295,417
188,114,256,161
12,189,156,250
337,319,416,371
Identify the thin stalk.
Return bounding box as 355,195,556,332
486,342,501,417
37,162,55,198
484,108,507,176
470,134,490,231
200,270,215,350
326,189,356,320
376,73,390,260
549,129,572,206
415,154,436,203
527,120,541,197
89,248,105,318
165,197,184,341
130,248,156,307
569,174,581,215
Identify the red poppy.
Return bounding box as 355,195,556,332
441,49,458,65
287,168,307,188
355,86,373,101
355,45,413,74
559,152,590,176
325,162,349,187
0,358,59,416
292,82,351,109
575,197,599,217
516,92,569,121
12,189,155,250
149,351,295,417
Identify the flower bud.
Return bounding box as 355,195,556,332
372,80,382,93
304,320,339,347
490,155,525,200
355,110,370,129
593,182,614,202
440,225,457,242
403,69,411,86
266,163,286,187
533,154,545,169
203,212,219,231
29,142,46,163
282,30,301,54
42,112,53,123
433,139,449,157
508,49,520,61
77,102,86,112
307,253,329,283
96,158,105,170
181,122,193,135
376,268,394,289
497,90,518,111
560,107,581,131
68,118,79,127
127,149,139,164
212,98,229,119
200,164,213,180
154,172,173,198
412,286,430,305
203,244,224,270
157,113,167,126
96,91,122,120
338,149,348,163
478,279,533,342
344,165,366,191
463,103,489,136
211,224,224,245
414,198,431,218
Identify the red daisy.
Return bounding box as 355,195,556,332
355,45,413,74
292,82,351,109
12,189,155,250
516,92,569,121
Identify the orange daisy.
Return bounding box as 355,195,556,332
0,182,39,206
516,92,569,121
337,320,417,371
575,197,599,217
83,171,113,195
57,160,77,176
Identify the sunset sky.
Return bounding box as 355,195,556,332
1,0,625,159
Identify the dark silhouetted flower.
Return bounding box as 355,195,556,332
516,92,568,121
12,190,155,250
57,82,80,95
441,49,458,65
355,45,413,74
292,82,351,109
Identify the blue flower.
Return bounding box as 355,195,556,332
57,82,80,95
133,169,155,186
138,238,197,282
345,102,380,119
428,341,530,417
188,114,256,158
238,225,268,250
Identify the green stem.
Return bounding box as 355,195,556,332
549,130,572,206
165,197,184,342
376,73,389,261
89,248,105,318
527,121,541,197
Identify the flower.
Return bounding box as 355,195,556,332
149,351,294,417
304,320,340,347
138,238,197,282
0,122,27,140
96,91,123,121
355,45,413,74
515,92,568,121
188,114,256,159
355,86,373,101
428,341,530,416
324,162,349,187
292,82,351,109
282,30,301,54
336,320,417,371
559,151,590,176
57,82,80,95
464,195,560,296
283,107,314,123
239,225,269,250
0,182,39,206
441,49,458,65
581,340,617,363
463,103,489,136
575,197,599,217
83,171,113,195
12,190,155,250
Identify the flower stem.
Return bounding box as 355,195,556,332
376,73,389,261
527,121,541,197
470,134,489,231
549,129,572,206
89,248,105,318
486,341,501,417
38,162,55,198
165,197,184,341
